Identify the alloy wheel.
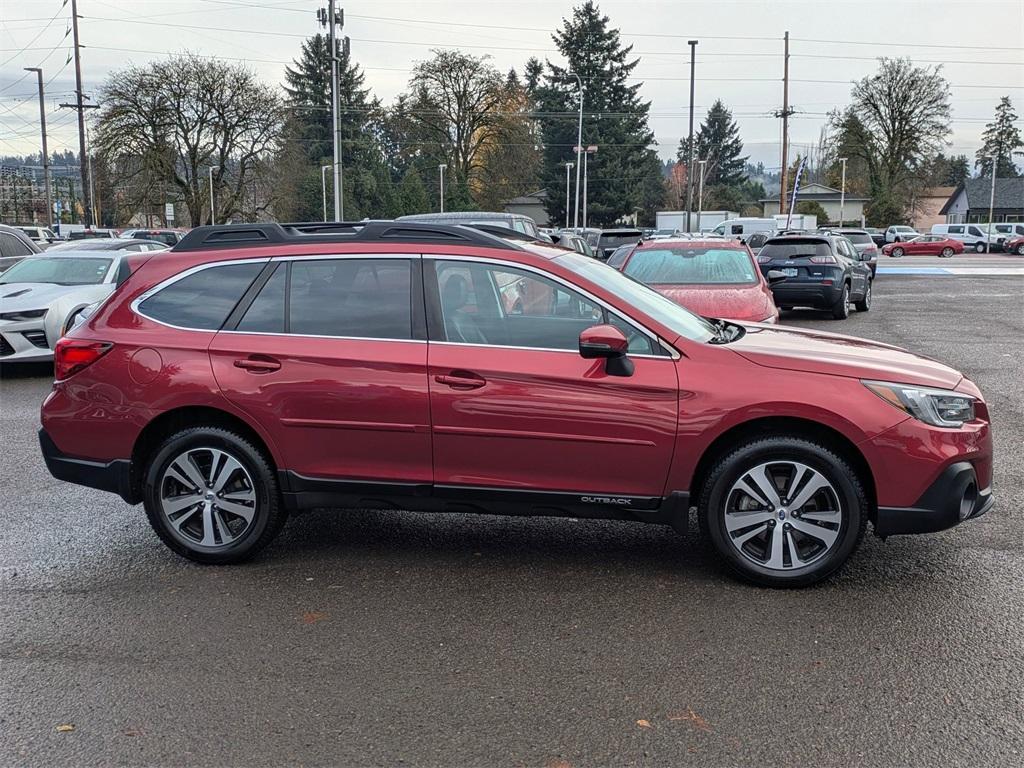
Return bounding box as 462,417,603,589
723,461,844,571
941,247,953,258
159,447,257,549
893,247,904,258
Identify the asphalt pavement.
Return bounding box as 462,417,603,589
1,269,1022,767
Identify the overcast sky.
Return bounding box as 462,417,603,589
2,0,1023,172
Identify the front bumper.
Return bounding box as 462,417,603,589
39,428,136,504
0,321,53,362
875,461,993,536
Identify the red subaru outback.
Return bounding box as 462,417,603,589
39,222,994,587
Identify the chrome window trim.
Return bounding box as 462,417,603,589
217,329,426,344
429,253,681,360
430,340,670,360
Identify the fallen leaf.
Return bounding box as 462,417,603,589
636,719,652,729
668,708,712,732
301,611,328,625
55,724,75,733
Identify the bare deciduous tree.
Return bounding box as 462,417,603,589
94,54,284,227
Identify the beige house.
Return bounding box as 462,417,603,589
911,186,956,231
760,182,870,226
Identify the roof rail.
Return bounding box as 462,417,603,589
172,220,525,252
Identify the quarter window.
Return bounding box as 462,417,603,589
138,262,264,330
288,258,412,339
237,262,287,333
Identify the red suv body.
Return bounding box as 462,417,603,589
39,222,994,586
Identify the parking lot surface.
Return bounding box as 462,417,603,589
1,272,1022,767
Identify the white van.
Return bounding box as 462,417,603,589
931,223,1002,253
711,217,778,241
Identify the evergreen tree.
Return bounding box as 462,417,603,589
535,2,664,227
398,168,430,214
677,100,747,188
523,57,544,94
976,97,1023,177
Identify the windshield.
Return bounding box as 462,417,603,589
759,241,832,260
0,256,112,285
624,247,757,285
555,250,716,343
894,226,916,233
598,232,642,249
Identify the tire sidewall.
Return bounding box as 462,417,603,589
143,428,277,563
701,440,865,587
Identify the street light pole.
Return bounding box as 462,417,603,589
321,164,331,222
24,67,52,228
438,163,447,213
838,157,848,226
987,155,997,254
696,158,707,232
582,146,597,229
568,72,584,229
208,165,219,225
684,40,698,233
564,162,573,229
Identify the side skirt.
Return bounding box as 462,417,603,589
278,470,688,525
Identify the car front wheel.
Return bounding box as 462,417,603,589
698,437,867,587
891,247,904,258
142,427,286,563
1017,243,1024,256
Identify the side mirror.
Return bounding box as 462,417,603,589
766,269,788,285
579,324,633,377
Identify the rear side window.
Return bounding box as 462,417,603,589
288,258,412,339
948,226,963,234
0,233,32,258
138,262,263,330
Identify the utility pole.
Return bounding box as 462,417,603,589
838,157,848,226
208,165,219,225
60,0,98,227
568,72,584,229
696,158,707,231
581,145,597,229
987,155,997,254
321,164,331,222
684,40,698,233
438,163,447,213
564,162,573,228
778,31,792,218
24,67,52,228
320,2,345,221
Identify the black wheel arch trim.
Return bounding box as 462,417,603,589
875,461,992,537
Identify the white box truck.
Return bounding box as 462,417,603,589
655,210,738,233
772,213,817,231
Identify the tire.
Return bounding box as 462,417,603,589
891,247,904,258
697,436,867,588
142,426,286,564
974,242,985,253
940,247,954,258
854,280,872,312
830,283,850,319
1016,244,1024,256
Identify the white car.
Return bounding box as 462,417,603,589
18,225,60,245
0,251,131,362
885,225,919,243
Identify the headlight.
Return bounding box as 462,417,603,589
0,308,48,322
863,380,976,427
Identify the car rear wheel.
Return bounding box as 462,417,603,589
698,437,867,587
830,283,850,319
142,427,286,564
974,242,985,253
891,247,904,258
940,247,954,258
854,280,871,312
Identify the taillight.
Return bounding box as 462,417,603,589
54,339,112,381
809,255,836,264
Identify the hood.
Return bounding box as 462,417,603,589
728,323,963,389
0,282,111,314
656,283,773,322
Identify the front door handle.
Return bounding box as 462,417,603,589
434,371,486,390
234,356,281,373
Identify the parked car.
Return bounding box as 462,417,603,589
0,223,42,273
931,223,1002,253
45,238,170,253
18,225,59,245
0,250,146,361
67,228,119,240
830,228,879,276
885,225,919,243
593,228,644,260
883,235,965,258
756,234,873,319
615,238,781,324
550,230,595,257
119,228,187,246
1005,235,1024,256
605,243,637,268
745,231,771,256
397,212,545,240
864,228,887,248
39,221,993,587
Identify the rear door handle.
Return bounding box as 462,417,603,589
234,356,281,373
434,372,486,390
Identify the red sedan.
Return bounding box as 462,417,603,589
616,238,780,323
1006,236,1024,256
882,235,964,258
